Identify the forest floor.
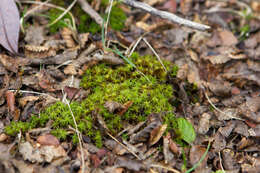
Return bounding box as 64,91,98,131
0,0,260,173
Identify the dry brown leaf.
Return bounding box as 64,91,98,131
104,101,124,114
0,54,19,73
218,29,238,46
118,101,133,116
163,133,174,164
25,26,45,45
37,134,60,146
78,33,89,48
198,113,211,135
130,120,160,144
19,141,66,163
61,27,77,48
37,70,56,92
5,91,15,113
149,124,167,146
222,149,238,170
25,45,56,58
189,145,208,171
64,64,77,75
64,86,80,100
18,96,39,107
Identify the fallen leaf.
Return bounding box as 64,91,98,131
118,101,133,116
5,91,15,113
104,101,124,114
189,145,208,171
130,120,161,144
116,157,144,171
162,0,177,13
163,133,174,164
90,154,101,168
61,27,77,48
0,54,19,73
176,117,196,144
37,70,56,92
25,26,45,45
222,149,238,170
18,96,39,107
149,124,167,146
0,0,20,53
25,45,56,59
197,113,211,135
64,64,77,75
64,86,80,100
37,134,60,146
218,29,238,46
19,141,66,163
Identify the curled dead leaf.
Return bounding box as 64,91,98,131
149,124,167,146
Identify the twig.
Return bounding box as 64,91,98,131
150,164,181,173
48,0,77,29
106,131,142,160
77,0,103,26
20,0,51,33
8,89,54,97
143,38,168,73
20,1,76,31
121,0,210,31
104,0,114,44
204,91,243,121
218,151,226,173
64,97,85,172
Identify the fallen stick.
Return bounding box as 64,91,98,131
121,0,210,31
78,0,210,31
77,0,103,26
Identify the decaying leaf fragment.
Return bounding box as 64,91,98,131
25,45,56,58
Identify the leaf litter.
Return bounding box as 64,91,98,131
0,0,259,172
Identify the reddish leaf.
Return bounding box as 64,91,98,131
0,0,20,53
5,91,15,113
90,154,101,168
64,86,80,100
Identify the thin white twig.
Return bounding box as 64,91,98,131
64,98,85,173
126,35,143,57
8,89,51,97
106,132,142,160
218,151,226,173
121,0,210,31
20,1,76,31
150,164,181,173
48,0,77,29
20,0,51,33
104,0,114,45
204,91,243,121
143,38,168,73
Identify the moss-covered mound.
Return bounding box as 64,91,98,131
5,53,179,147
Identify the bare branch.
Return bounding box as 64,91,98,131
77,0,103,26
121,0,210,31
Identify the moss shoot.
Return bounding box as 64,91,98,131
5,52,179,147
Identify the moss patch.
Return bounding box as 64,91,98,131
5,53,181,147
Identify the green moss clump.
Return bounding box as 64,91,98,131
5,52,180,147
80,52,175,133
5,122,31,135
